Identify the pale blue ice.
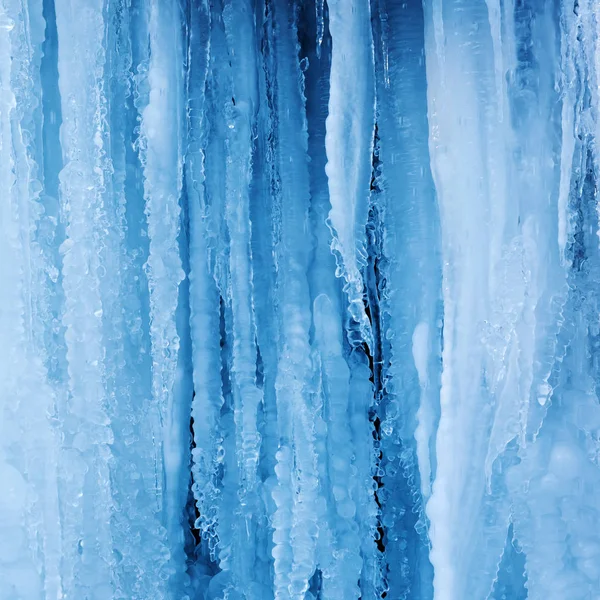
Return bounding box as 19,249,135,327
0,0,598,599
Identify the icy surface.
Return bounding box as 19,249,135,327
2,0,600,598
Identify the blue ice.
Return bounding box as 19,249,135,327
0,0,599,599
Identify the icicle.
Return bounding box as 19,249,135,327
521,0,571,440
0,2,62,597
222,0,262,522
185,0,226,575
422,0,579,597
141,0,185,454
347,353,380,600
100,1,178,595
52,0,116,595
138,0,186,587
267,4,320,599
421,0,524,596
301,4,381,593
505,5,600,595
325,0,375,349
370,0,438,596
201,1,267,595
250,0,280,503
4,0,600,597
198,5,239,586
313,294,363,600
479,0,529,480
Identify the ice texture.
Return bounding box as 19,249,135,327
1,0,600,599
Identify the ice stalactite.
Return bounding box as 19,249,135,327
4,0,600,599
422,0,600,599
0,1,60,598
53,0,116,594
371,0,440,596
267,4,321,598
138,2,188,583
325,0,375,347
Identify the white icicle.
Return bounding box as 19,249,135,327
0,4,55,597
53,0,115,595
139,0,186,584
313,294,363,600
269,6,320,599
222,0,262,517
325,0,375,345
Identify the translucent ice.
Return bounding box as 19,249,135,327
2,0,600,599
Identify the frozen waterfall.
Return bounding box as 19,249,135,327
1,0,599,598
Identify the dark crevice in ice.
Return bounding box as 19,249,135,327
307,568,323,599
365,121,389,596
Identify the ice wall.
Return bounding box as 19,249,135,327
2,0,600,598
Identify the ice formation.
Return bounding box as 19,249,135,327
1,0,599,598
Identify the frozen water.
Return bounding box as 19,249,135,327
1,0,600,598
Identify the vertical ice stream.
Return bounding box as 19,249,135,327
325,0,375,345
53,0,117,595
3,1,600,598
0,1,60,597
138,0,188,589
